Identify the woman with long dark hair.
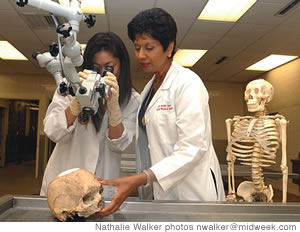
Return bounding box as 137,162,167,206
40,32,139,198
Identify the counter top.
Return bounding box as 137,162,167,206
1,195,300,222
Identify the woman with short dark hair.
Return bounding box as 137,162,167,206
99,8,225,216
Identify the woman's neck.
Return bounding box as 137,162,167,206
153,59,172,92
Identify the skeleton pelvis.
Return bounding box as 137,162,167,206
237,181,273,202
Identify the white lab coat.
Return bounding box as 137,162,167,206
136,61,225,201
40,89,140,198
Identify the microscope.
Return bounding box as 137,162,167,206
16,0,112,121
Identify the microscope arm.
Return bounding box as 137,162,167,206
16,0,83,34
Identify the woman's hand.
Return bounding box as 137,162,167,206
70,69,91,116
78,69,91,82
96,173,146,217
104,71,124,139
104,72,122,127
65,70,91,127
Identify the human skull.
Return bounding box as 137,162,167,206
244,79,274,112
47,168,104,221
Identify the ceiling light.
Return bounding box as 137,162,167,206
198,0,257,22
174,49,207,67
59,0,105,14
246,54,298,71
0,41,27,60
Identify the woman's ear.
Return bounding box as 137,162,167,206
167,41,175,58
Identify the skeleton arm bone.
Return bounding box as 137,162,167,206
226,118,236,199
278,118,288,203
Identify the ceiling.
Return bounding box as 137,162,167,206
1,0,300,85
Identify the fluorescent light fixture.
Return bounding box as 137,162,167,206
0,41,27,60
59,0,105,14
174,49,207,67
246,54,298,71
198,0,257,22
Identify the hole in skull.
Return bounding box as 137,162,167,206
83,190,98,204
97,199,103,208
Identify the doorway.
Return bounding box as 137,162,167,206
0,99,42,196
4,99,39,166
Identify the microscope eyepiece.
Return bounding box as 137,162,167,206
102,66,114,76
105,66,114,73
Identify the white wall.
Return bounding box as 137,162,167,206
262,58,300,197
205,82,245,140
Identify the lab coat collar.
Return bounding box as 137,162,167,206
142,60,176,98
136,77,155,127
145,60,176,111
140,78,155,103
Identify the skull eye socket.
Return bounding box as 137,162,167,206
245,89,251,98
254,88,259,94
83,191,96,204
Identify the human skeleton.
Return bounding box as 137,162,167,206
226,79,288,203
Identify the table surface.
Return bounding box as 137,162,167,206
1,195,300,222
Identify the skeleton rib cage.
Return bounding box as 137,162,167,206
227,115,284,193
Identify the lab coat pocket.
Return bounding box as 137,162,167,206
158,109,177,144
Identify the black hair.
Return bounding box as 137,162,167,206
82,32,132,132
127,7,177,57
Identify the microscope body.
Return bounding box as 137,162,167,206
77,71,100,116
77,68,112,117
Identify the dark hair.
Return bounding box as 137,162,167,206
82,32,132,132
127,7,177,57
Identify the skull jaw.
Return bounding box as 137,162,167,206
246,99,266,113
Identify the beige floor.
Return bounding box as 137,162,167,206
0,160,42,197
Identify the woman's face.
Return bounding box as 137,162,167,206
133,33,172,73
92,50,120,78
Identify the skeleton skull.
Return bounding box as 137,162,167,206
47,168,104,221
244,79,274,112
